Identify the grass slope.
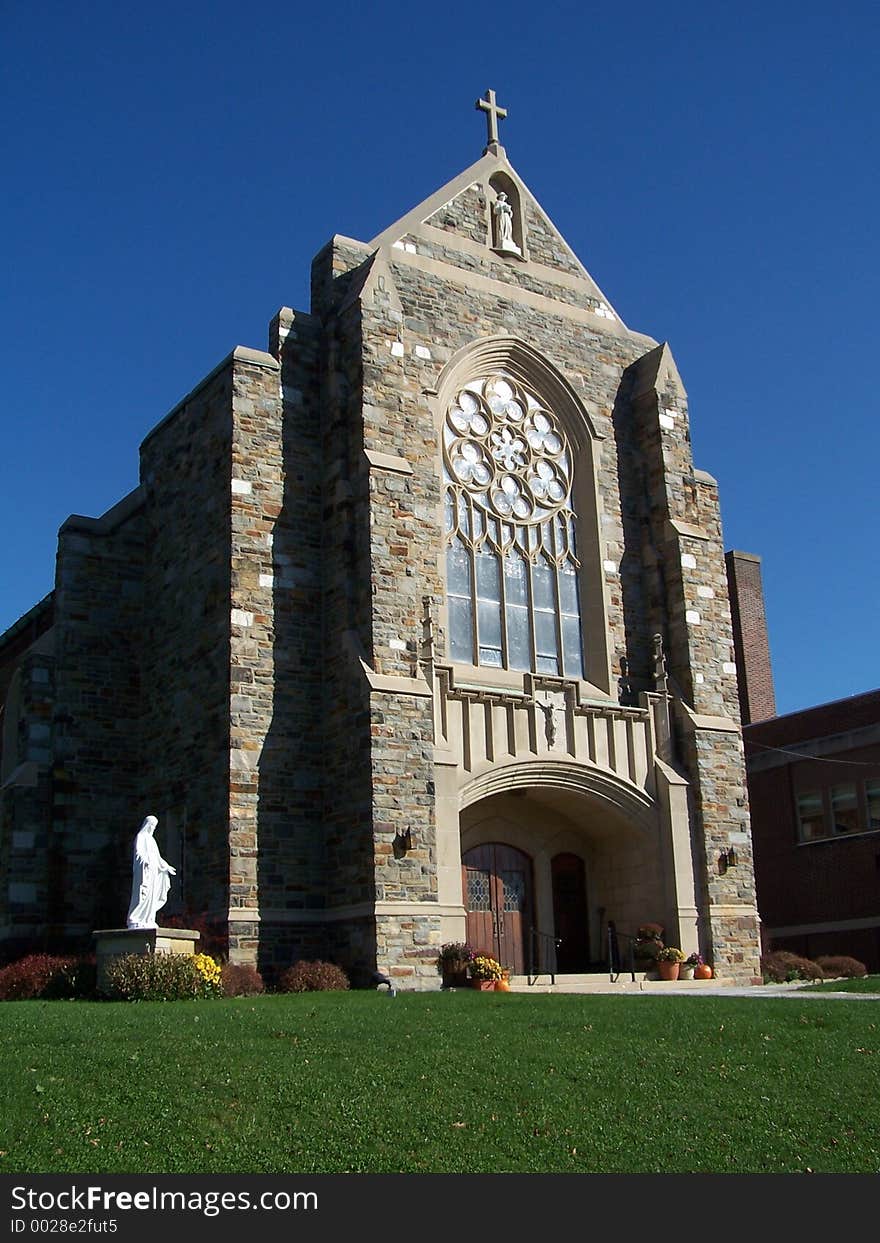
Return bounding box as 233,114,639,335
807,976,880,994
1,991,878,1174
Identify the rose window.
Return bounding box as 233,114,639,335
443,375,572,525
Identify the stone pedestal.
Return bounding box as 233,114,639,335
93,927,200,992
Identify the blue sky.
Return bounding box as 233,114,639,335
1,2,877,715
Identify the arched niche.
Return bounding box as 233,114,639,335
488,172,526,258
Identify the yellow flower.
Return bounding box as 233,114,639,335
470,954,504,981
193,953,222,986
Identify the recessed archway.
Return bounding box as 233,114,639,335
459,780,664,974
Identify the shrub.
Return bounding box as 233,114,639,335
103,952,208,1001
761,951,825,983
0,954,77,1000
814,955,868,979
221,962,265,996
279,960,349,993
42,958,97,999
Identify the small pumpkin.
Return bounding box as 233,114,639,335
694,963,713,980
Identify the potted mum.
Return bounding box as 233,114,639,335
437,942,472,988
680,952,702,981
469,953,505,990
655,946,685,981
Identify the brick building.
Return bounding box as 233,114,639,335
0,96,762,984
744,693,880,972
726,552,880,972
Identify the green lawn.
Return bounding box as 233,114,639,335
1,991,878,1174
806,975,880,994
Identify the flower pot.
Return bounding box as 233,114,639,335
441,969,468,988
657,961,680,981
678,965,694,980
694,963,713,980
470,979,495,990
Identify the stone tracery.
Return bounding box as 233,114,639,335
444,375,571,526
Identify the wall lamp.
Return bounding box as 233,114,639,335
719,847,738,874
393,828,413,858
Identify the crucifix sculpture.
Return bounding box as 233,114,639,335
476,89,507,148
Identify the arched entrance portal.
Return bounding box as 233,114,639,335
454,773,674,977
462,843,533,974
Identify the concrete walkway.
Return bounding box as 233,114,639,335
671,982,880,1000
507,976,880,999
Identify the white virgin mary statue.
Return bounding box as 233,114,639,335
126,815,177,930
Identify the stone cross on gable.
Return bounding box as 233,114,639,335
476,89,507,148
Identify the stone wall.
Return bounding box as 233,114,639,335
0,491,147,951
47,496,146,937
625,341,759,981
139,361,236,943
426,183,489,245
0,618,57,953
225,316,324,971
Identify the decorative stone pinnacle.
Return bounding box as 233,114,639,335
476,88,507,149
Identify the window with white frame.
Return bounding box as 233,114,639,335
795,791,826,842
830,783,860,835
796,780,880,842
443,373,584,678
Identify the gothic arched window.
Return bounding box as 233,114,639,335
443,373,584,678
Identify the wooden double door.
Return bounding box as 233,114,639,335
462,843,533,975
463,844,591,975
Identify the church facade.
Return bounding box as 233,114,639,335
0,97,762,984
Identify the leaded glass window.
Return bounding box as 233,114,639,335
466,868,492,911
443,374,584,677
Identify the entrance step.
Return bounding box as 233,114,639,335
507,973,731,994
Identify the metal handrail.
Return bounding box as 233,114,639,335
527,926,561,986
606,921,637,984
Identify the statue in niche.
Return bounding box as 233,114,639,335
492,192,521,255
126,815,176,929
